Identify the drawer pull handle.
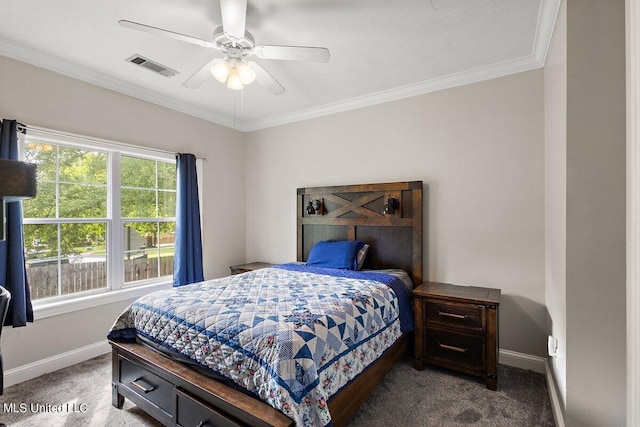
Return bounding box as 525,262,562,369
130,377,156,394
195,422,206,427
439,343,468,353
438,311,467,320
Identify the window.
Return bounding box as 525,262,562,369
121,155,176,284
22,134,176,303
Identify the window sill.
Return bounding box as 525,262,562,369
32,281,173,321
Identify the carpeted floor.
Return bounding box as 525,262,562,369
0,354,554,426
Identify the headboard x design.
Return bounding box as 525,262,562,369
297,180,423,284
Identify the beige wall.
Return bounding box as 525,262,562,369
544,0,567,412
0,55,246,369
245,70,547,357
541,1,628,424
565,0,627,425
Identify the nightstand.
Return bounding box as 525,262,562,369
413,281,501,390
229,262,274,275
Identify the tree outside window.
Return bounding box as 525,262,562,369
22,139,176,301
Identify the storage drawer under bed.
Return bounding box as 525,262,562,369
119,357,173,415
176,388,243,427
114,344,292,427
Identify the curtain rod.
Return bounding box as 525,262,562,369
16,124,208,161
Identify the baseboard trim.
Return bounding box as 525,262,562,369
544,359,566,427
499,348,546,373
498,348,565,426
4,340,110,388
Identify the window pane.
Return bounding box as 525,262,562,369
59,184,107,218
158,161,176,190
60,223,107,295
121,188,156,218
123,222,174,283
121,156,155,188
23,136,178,301
159,222,175,278
158,191,176,217
24,224,59,301
59,146,107,185
24,142,57,182
23,181,56,219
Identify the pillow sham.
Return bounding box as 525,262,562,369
307,240,366,270
355,243,370,270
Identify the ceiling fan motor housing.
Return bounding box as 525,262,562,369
213,26,255,53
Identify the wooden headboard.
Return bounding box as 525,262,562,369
297,181,423,285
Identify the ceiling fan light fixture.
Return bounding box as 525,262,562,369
237,61,256,85
211,59,231,82
226,66,244,90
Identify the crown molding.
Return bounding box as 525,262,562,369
0,0,559,133
0,34,236,129
244,54,544,131
532,0,562,65
245,0,561,131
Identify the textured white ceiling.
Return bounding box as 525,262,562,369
0,0,560,131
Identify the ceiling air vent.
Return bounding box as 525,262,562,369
125,54,178,77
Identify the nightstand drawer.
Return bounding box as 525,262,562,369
424,328,485,371
424,300,485,332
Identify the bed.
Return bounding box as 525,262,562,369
108,181,423,427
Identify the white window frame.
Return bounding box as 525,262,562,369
21,129,176,319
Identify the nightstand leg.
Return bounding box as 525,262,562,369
413,296,425,371
487,374,497,391
486,305,498,390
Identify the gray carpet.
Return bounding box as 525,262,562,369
0,354,554,426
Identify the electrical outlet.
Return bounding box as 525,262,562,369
547,335,558,357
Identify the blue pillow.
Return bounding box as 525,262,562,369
307,240,366,270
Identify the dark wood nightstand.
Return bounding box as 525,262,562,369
413,281,501,390
229,262,274,275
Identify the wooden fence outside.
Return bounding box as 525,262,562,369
27,256,174,301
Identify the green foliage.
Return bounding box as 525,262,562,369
23,143,176,259
121,155,176,237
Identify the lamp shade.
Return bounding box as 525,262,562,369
226,66,244,90
211,59,231,83
0,159,37,201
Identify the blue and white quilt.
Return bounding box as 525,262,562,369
108,264,413,427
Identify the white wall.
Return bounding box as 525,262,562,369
565,0,627,425
544,0,567,413
245,70,547,357
0,55,246,370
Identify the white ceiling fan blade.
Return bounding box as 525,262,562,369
119,20,217,49
254,45,330,63
249,61,285,95
183,58,221,89
220,0,247,40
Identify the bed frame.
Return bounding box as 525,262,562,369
110,181,423,427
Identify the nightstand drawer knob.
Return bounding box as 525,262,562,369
439,343,468,353
438,311,467,320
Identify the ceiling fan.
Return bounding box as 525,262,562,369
119,0,330,95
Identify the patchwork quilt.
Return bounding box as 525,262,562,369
108,264,413,427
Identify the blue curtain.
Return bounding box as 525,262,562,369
173,153,204,286
0,119,33,326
